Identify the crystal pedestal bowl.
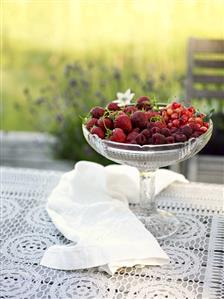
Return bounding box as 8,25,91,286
82,121,212,239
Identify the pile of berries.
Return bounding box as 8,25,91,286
84,96,210,145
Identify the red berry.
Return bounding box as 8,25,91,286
86,118,98,130
171,112,178,119
152,133,166,144
167,108,173,115
180,114,188,124
200,126,208,133
154,121,165,129
109,128,126,143
172,119,180,127
137,96,150,104
114,114,132,133
133,127,141,133
136,96,152,110
174,134,187,142
166,136,175,143
136,133,147,145
188,106,195,114
126,131,139,143
172,102,181,109
192,131,203,138
147,122,155,130
195,117,203,125
131,111,147,129
97,117,114,130
194,123,201,131
160,128,171,137
107,102,120,111
124,105,138,114
90,106,105,119
90,126,105,139
180,125,193,138
203,122,209,128
151,127,161,134
141,129,151,138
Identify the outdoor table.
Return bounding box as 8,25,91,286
1,167,223,299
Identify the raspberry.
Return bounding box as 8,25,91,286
166,136,175,143
86,118,98,130
90,106,105,119
174,134,187,142
109,128,126,143
133,127,141,133
114,114,132,133
154,121,165,129
136,133,147,145
147,122,155,130
90,126,105,139
151,127,161,134
192,131,202,138
107,102,120,111
160,128,171,137
126,131,139,143
97,117,114,130
131,111,147,129
141,129,151,138
152,133,166,144
180,125,192,137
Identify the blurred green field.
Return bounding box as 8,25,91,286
2,0,224,131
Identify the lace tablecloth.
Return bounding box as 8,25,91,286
0,167,223,299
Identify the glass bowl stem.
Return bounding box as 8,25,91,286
139,170,157,214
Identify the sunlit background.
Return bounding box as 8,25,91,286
1,0,224,175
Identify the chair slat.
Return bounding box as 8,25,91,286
190,89,224,99
194,59,224,68
193,74,224,84
189,38,224,53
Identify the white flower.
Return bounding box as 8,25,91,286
113,89,135,106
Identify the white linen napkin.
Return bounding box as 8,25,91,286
40,161,188,275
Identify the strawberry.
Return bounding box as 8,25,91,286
107,102,120,111
114,114,132,133
97,117,113,130
109,128,126,143
136,96,152,110
131,111,147,129
90,126,105,139
124,105,138,114
86,118,98,130
90,106,105,119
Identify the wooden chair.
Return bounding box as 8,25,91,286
184,38,224,183
185,37,224,105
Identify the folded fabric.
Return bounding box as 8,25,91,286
40,161,187,275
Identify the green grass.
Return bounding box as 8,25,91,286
2,0,224,131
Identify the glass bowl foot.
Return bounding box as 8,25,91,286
137,209,180,240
